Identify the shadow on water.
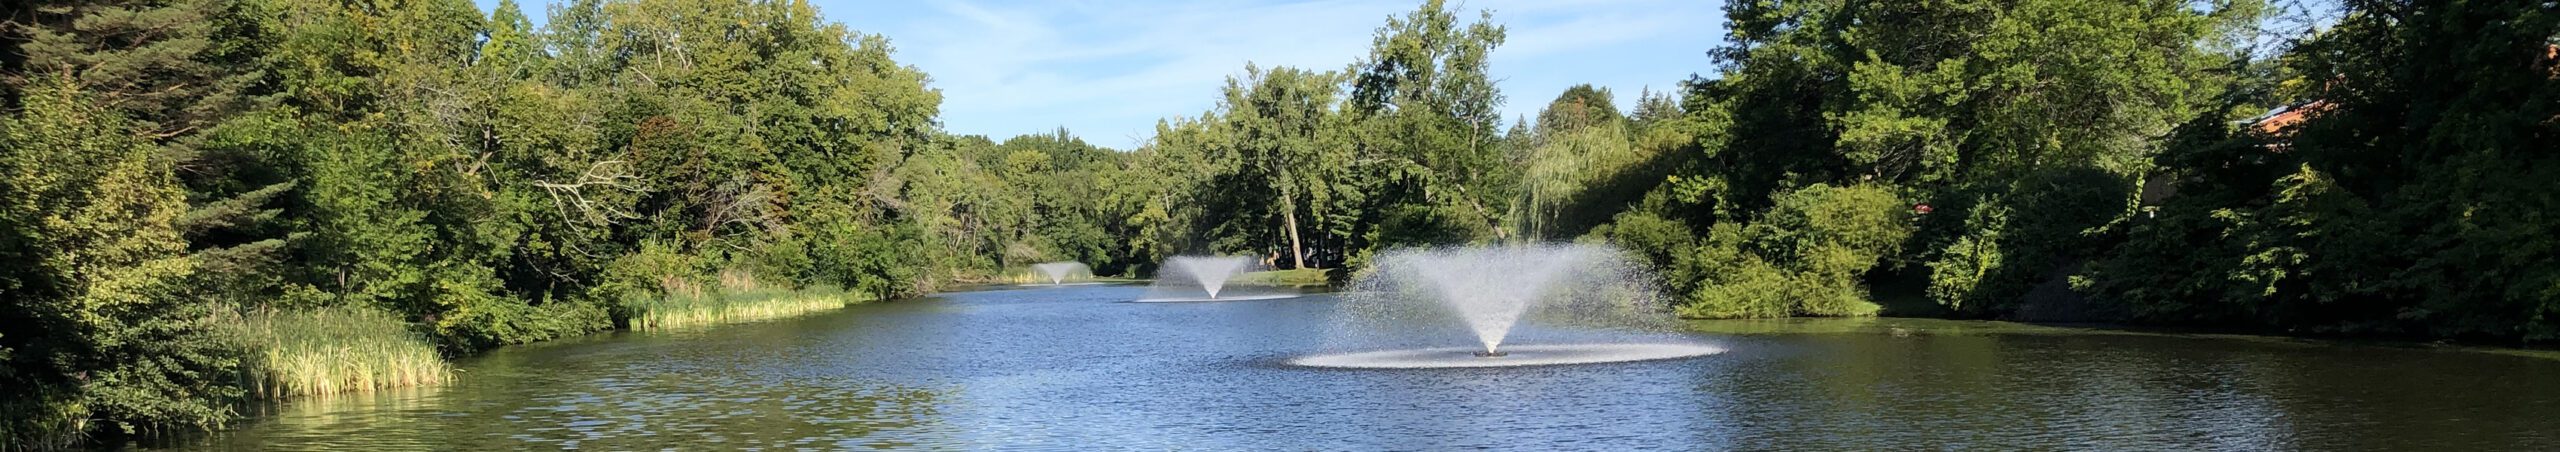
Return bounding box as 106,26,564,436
1686,316,2560,449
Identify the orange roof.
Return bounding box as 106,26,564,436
2253,100,2330,135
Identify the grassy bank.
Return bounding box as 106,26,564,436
1229,268,1330,287
236,306,451,399
978,267,1150,285
620,268,886,331
627,286,869,331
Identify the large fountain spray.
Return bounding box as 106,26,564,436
1133,256,1300,302
1380,245,1617,354
1294,243,1723,368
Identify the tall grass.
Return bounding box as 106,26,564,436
236,306,451,399
626,270,869,331
1228,268,1330,287
986,266,1130,284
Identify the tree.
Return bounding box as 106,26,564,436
1348,0,1512,241
2090,0,2560,341
2,76,242,444
1665,0,2263,316
1216,65,1353,269
1535,84,1623,137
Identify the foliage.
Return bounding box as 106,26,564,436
2085,0,2560,341
0,0,976,445
2,76,244,442
1665,184,1911,319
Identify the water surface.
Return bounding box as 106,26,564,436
170,285,2560,450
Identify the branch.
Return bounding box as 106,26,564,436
533,160,647,232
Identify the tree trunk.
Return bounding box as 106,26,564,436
1283,199,1308,269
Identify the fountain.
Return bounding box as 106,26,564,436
1133,256,1300,302
1291,243,1723,369
1027,262,1101,286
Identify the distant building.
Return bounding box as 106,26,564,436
2250,100,2329,137
2150,45,2557,214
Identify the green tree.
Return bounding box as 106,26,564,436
1214,65,1355,269
1,77,243,445
2090,0,2560,341
1347,0,1513,241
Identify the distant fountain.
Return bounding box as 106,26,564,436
1029,262,1091,285
1134,256,1299,302
1174,256,1250,299
1293,243,1722,368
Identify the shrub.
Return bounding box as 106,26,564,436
1676,184,1910,318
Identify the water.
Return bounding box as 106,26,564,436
164,285,2560,450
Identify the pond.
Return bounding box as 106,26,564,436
168,284,2560,450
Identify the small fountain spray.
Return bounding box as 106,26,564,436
1030,262,1089,285
1134,256,1300,302
1174,256,1250,299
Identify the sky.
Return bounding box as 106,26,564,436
473,0,1727,150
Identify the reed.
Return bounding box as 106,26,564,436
237,306,452,399
627,275,868,331
1228,268,1330,287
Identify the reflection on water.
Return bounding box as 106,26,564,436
181,309,958,450
169,286,2560,450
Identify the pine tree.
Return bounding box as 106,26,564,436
1,75,241,445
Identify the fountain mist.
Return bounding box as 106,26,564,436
1135,256,1299,302
1030,262,1089,285
1343,243,1671,355
1172,256,1251,299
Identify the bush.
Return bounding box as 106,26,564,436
1678,257,1794,319
1372,204,1490,248
1674,184,1910,318
1924,166,2135,316
418,264,609,353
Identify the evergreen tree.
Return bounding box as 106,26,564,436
1,76,241,445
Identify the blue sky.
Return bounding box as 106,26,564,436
474,0,1727,149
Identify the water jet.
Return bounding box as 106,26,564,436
1134,255,1301,302
1029,262,1092,286
1292,243,1721,368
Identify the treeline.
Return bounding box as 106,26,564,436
1622,0,2553,340
1127,0,2557,343
1601,0,2558,343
